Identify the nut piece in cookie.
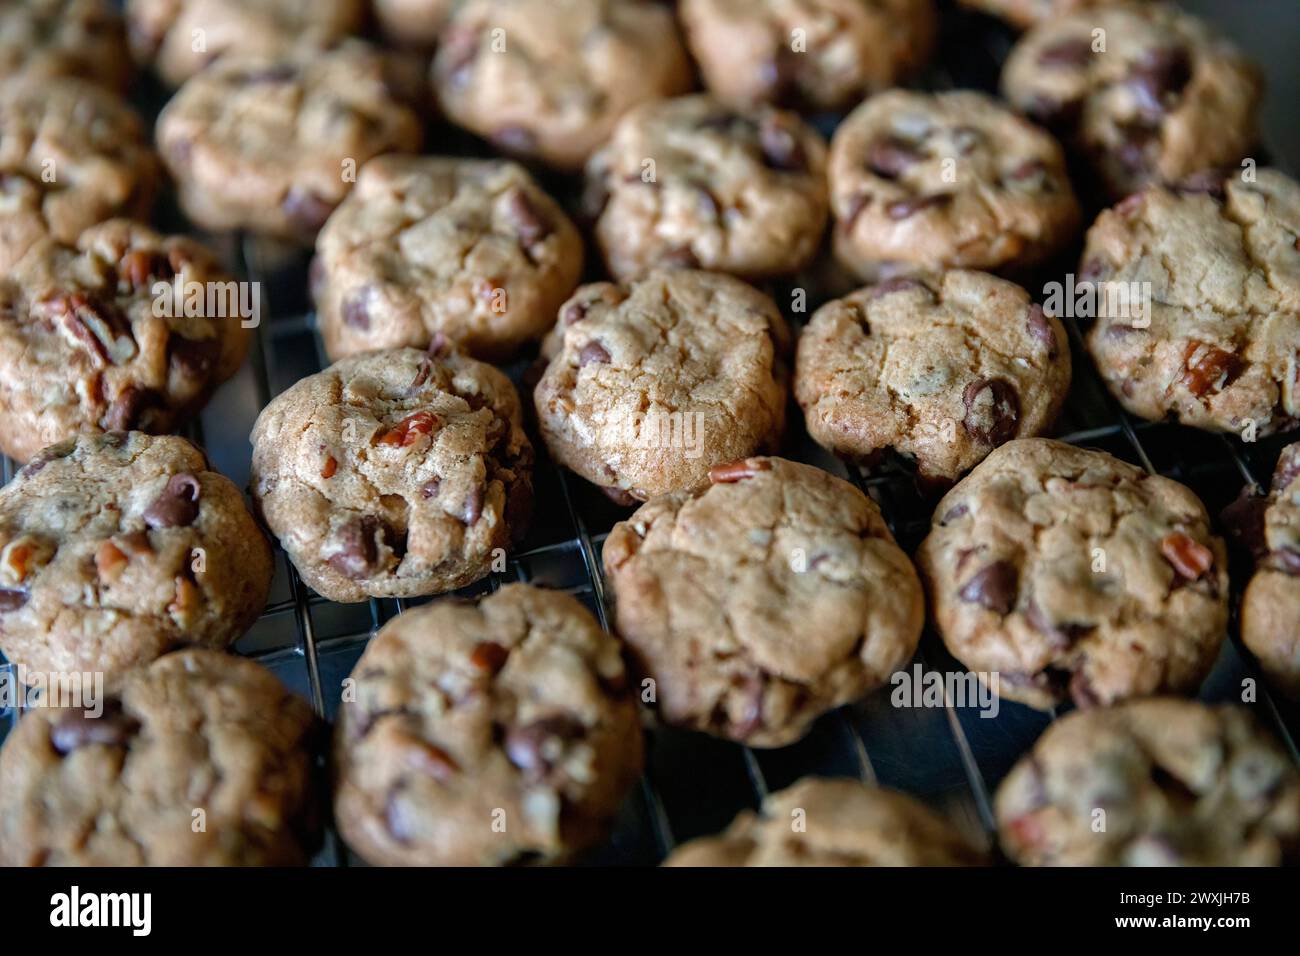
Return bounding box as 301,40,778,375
333,584,642,865
0,0,133,91
603,457,924,748
917,439,1228,711
0,648,318,866
586,94,829,282
995,698,1300,865
0,433,272,680
1240,443,1300,699
250,346,534,603
315,156,583,363
828,90,1081,281
665,777,986,866
795,270,1072,482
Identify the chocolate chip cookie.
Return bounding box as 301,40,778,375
432,0,693,172
0,0,132,91
374,0,455,48
795,271,1072,482
679,0,936,112
333,584,642,866
0,648,318,866
534,270,790,503
0,432,272,680
828,90,1081,282
0,78,157,273
917,439,1228,711
585,94,828,281
156,43,423,241
127,0,366,87
250,346,533,603
958,0,1145,30
314,156,583,363
603,456,924,747
1081,169,1300,437
996,698,1300,866
664,777,985,866
1240,444,1300,700
1001,4,1262,200
0,220,251,463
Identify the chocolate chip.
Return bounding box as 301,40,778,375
461,485,483,526
50,701,138,754
561,300,589,326
1080,257,1108,282
505,716,583,777
282,187,334,233
1266,549,1300,577
1026,304,1059,359
327,515,386,579
870,276,930,299
1025,600,1093,650
1174,169,1229,199
867,136,923,179
1220,488,1270,561
469,641,509,674
342,293,371,331
1129,46,1192,120
602,485,639,507
940,503,968,524
169,335,219,379
728,673,766,739
421,477,441,499
658,245,700,268
0,587,28,612
491,125,538,155
1115,125,1157,174
579,341,610,366
758,46,800,105
962,378,1020,445
758,117,806,171
143,473,201,529
504,187,551,246
1037,37,1094,68
886,194,951,220
958,561,1018,616
384,787,414,843
233,64,298,85
101,385,155,432
438,26,479,88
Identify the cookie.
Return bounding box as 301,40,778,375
156,43,423,241
374,0,455,49
958,0,1144,30
0,0,132,91
333,583,642,866
534,270,790,503
603,456,924,747
664,777,985,866
314,156,583,363
0,77,157,273
795,271,1072,482
0,432,272,680
1080,170,1300,437
679,0,936,112
250,346,533,603
585,94,828,282
432,0,693,172
1001,4,1262,200
0,219,251,463
127,0,366,87
0,648,317,866
1240,443,1300,700
918,439,1229,711
996,698,1300,866
828,90,1081,282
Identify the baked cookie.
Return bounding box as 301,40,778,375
1240,443,1300,699
664,777,985,866
534,270,790,503
1081,169,1300,437
0,219,251,463
958,0,1145,30
0,78,157,273
679,0,936,112
585,94,828,281
828,90,1081,282
0,433,272,680
375,0,455,49
333,584,642,866
156,43,423,241
127,0,365,87
0,648,317,866
314,156,583,363
432,0,693,171
795,271,1072,482
996,698,1300,866
1001,4,1262,200
0,0,132,91
917,439,1228,711
603,456,924,747
250,346,533,603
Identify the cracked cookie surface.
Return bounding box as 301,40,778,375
0,0,132,91
156,42,423,241
333,583,642,866
1002,4,1261,200
0,219,250,463
665,777,985,866
534,269,790,502
603,456,923,747
1080,170,1300,436
250,346,533,603
0,432,272,680
315,156,583,363
996,698,1300,866
679,0,935,112
1240,443,1300,699
432,0,693,172
585,94,828,282
917,439,1228,711
795,270,1072,482
0,648,318,866
958,0,1146,30
829,90,1080,282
